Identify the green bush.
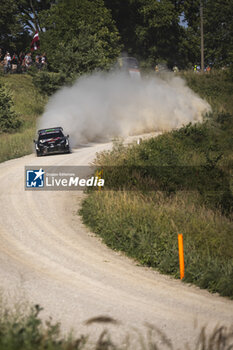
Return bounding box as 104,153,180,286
32,71,69,96
94,115,233,216
0,82,22,133
182,70,233,113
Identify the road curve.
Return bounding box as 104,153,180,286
0,141,233,347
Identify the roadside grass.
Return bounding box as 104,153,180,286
0,299,233,350
80,70,233,297
181,70,233,114
81,191,233,297
92,110,233,216
0,74,47,123
0,74,47,163
0,127,35,162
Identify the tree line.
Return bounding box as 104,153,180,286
0,0,232,74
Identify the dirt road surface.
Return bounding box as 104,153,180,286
0,140,233,348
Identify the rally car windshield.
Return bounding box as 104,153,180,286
122,57,139,69
39,131,64,140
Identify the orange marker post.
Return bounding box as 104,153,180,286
178,234,185,280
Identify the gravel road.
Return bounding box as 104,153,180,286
0,140,232,348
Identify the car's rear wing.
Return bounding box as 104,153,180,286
38,127,63,134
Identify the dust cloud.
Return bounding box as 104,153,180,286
38,72,211,145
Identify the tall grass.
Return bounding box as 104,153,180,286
0,74,47,121
0,74,47,163
0,127,35,162
80,191,233,297
0,298,233,350
181,70,233,113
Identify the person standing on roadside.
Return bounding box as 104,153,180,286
35,53,42,69
19,52,25,65
41,53,47,69
4,52,11,73
25,52,32,70
11,53,18,73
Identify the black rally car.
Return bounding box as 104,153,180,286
34,127,70,156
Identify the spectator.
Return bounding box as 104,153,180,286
35,53,42,69
24,52,32,70
1,48,48,74
18,52,25,73
11,53,18,73
4,52,11,73
41,53,47,69
19,52,25,65
21,56,26,73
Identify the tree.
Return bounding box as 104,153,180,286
17,0,57,32
0,0,17,43
204,0,233,66
103,0,138,55
136,0,184,66
182,0,233,67
39,0,121,77
104,0,233,68
0,0,57,54
0,0,27,54
105,0,185,67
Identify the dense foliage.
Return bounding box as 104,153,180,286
104,0,233,68
182,0,233,67
0,82,22,133
0,0,232,70
39,0,121,78
0,0,56,53
104,0,188,68
0,0,30,53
